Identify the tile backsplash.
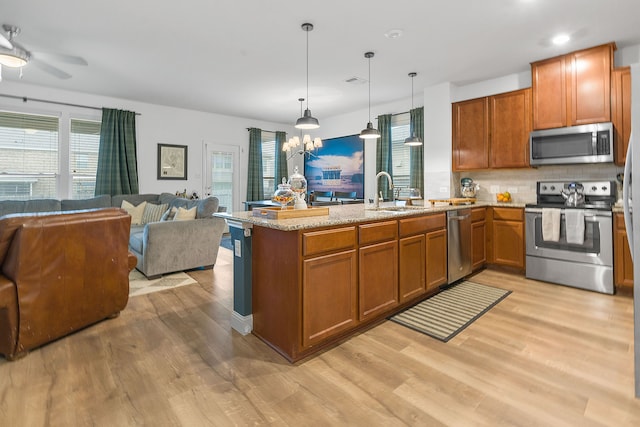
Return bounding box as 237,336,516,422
453,163,624,204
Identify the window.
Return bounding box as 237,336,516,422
210,151,234,212
390,112,411,192
70,118,101,198
0,111,59,200
0,109,102,201
261,131,276,196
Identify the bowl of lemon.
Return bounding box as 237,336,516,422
496,191,512,203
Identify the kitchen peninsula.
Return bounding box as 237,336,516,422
217,201,511,362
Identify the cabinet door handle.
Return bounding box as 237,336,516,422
450,214,470,221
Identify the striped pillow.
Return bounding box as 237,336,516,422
141,203,168,224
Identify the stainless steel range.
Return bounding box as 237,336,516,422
525,180,616,294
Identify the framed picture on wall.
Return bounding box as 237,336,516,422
157,143,188,180
304,134,364,198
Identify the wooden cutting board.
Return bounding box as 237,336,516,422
252,206,330,219
428,198,476,206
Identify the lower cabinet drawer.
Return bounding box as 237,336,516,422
399,213,445,237
303,226,357,257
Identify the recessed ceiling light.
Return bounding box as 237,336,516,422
384,29,403,39
552,33,570,45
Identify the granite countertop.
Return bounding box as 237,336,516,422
216,200,527,231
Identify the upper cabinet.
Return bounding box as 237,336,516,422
452,97,489,170
531,43,615,130
490,89,532,168
452,88,531,171
612,66,631,165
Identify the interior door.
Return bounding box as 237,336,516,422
204,143,240,214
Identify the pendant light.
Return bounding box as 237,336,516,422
295,23,320,130
360,51,380,139
284,97,322,157
404,72,423,146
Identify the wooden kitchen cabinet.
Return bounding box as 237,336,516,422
302,250,358,348
358,221,398,321
452,97,489,170
614,213,634,293
252,212,450,362
488,207,525,270
471,207,487,271
531,43,614,130
399,213,447,298
398,234,426,303
452,88,531,171
301,227,359,348
489,88,531,168
425,228,447,290
612,66,631,165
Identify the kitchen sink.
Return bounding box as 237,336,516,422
367,205,427,213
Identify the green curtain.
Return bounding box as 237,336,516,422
95,108,139,196
376,114,393,200
409,107,424,197
246,128,264,201
275,131,288,190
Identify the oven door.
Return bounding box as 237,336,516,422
525,208,613,266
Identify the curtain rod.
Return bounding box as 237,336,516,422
0,93,141,115
246,127,283,134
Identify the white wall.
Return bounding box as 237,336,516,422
0,80,293,212
423,82,453,200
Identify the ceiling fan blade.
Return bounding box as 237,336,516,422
0,33,12,49
30,58,72,79
32,51,87,66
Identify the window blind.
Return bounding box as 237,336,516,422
70,118,100,198
261,131,276,195
391,112,411,189
0,111,59,199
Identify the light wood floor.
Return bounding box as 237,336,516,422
1,248,640,426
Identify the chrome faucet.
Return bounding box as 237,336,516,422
375,171,394,208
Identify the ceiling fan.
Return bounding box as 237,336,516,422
0,24,87,80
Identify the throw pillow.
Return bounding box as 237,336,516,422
121,200,147,225
173,206,197,221
161,206,178,221
141,203,169,224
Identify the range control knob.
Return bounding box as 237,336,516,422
550,185,556,191
602,186,608,191
542,185,547,191
592,186,597,191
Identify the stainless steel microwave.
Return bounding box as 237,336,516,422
529,122,613,166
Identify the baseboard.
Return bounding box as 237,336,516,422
231,311,253,335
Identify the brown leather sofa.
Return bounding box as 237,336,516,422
0,208,137,360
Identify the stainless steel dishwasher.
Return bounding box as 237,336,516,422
447,208,472,284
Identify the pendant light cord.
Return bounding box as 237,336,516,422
411,74,414,110
306,28,309,110
368,57,371,121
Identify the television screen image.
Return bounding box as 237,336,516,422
304,134,364,199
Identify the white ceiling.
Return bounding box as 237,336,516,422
2,0,640,125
